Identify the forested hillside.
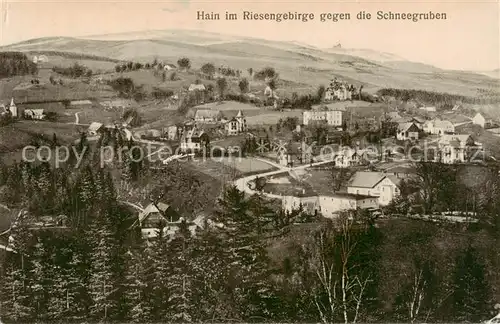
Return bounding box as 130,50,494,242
0,52,38,78
0,132,498,322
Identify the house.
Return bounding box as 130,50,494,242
32,55,48,64
69,100,93,108
179,126,209,152
419,106,436,112
472,113,486,128
316,193,378,218
87,122,104,136
423,119,455,135
386,111,402,121
24,109,45,120
163,125,179,141
8,98,17,117
452,104,461,111
224,110,247,136
277,148,293,167
188,84,206,92
194,109,222,123
282,193,378,218
334,148,365,168
163,64,176,71
410,116,426,129
436,134,481,164
396,122,420,141
303,110,343,127
347,171,401,206
100,99,135,111
136,202,181,239
324,78,354,101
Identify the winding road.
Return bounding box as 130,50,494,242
233,156,336,199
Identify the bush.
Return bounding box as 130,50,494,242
52,62,90,78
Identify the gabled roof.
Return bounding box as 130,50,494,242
138,202,171,223
348,171,401,189
398,122,418,132
426,119,454,129
88,122,103,132
439,134,473,146
189,84,206,91
411,116,425,124
25,109,44,115
473,112,485,120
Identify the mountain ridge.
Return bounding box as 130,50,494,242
1,30,497,96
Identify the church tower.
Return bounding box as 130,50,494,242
8,98,17,117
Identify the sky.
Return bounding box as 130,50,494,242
0,0,499,71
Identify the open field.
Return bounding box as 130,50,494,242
65,106,122,125
219,157,277,174
246,110,303,125
0,121,80,155
194,101,261,111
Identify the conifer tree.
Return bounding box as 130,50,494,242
165,222,195,322
451,244,491,322
215,186,276,319
87,211,119,320
0,257,33,322
122,247,154,322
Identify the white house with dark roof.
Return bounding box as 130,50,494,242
224,110,247,136
436,134,482,164
136,202,183,239
396,122,420,141
282,193,378,218
24,109,45,120
347,171,401,206
194,109,222,123
179,126,209,152
423,119,455,135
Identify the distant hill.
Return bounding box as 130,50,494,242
1,29,498,97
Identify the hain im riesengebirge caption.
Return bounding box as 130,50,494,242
196,10,447,23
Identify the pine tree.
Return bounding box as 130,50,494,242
29,238,51,320
190,227,235,321
0,257,33,322
215,186,276,320
87,212,119,321
122,246,154,322
165,222,195,322
451,244,491,322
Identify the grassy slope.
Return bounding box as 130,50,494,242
2,34,498,97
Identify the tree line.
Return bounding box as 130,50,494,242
0,52,38,79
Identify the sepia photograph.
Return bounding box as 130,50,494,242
0,0,499,322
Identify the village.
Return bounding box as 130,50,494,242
0,53,496,240
0,16,499,322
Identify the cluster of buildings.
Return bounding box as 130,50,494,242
324,78,356,101
282,170,404,217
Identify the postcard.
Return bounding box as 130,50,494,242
0,0,499,323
